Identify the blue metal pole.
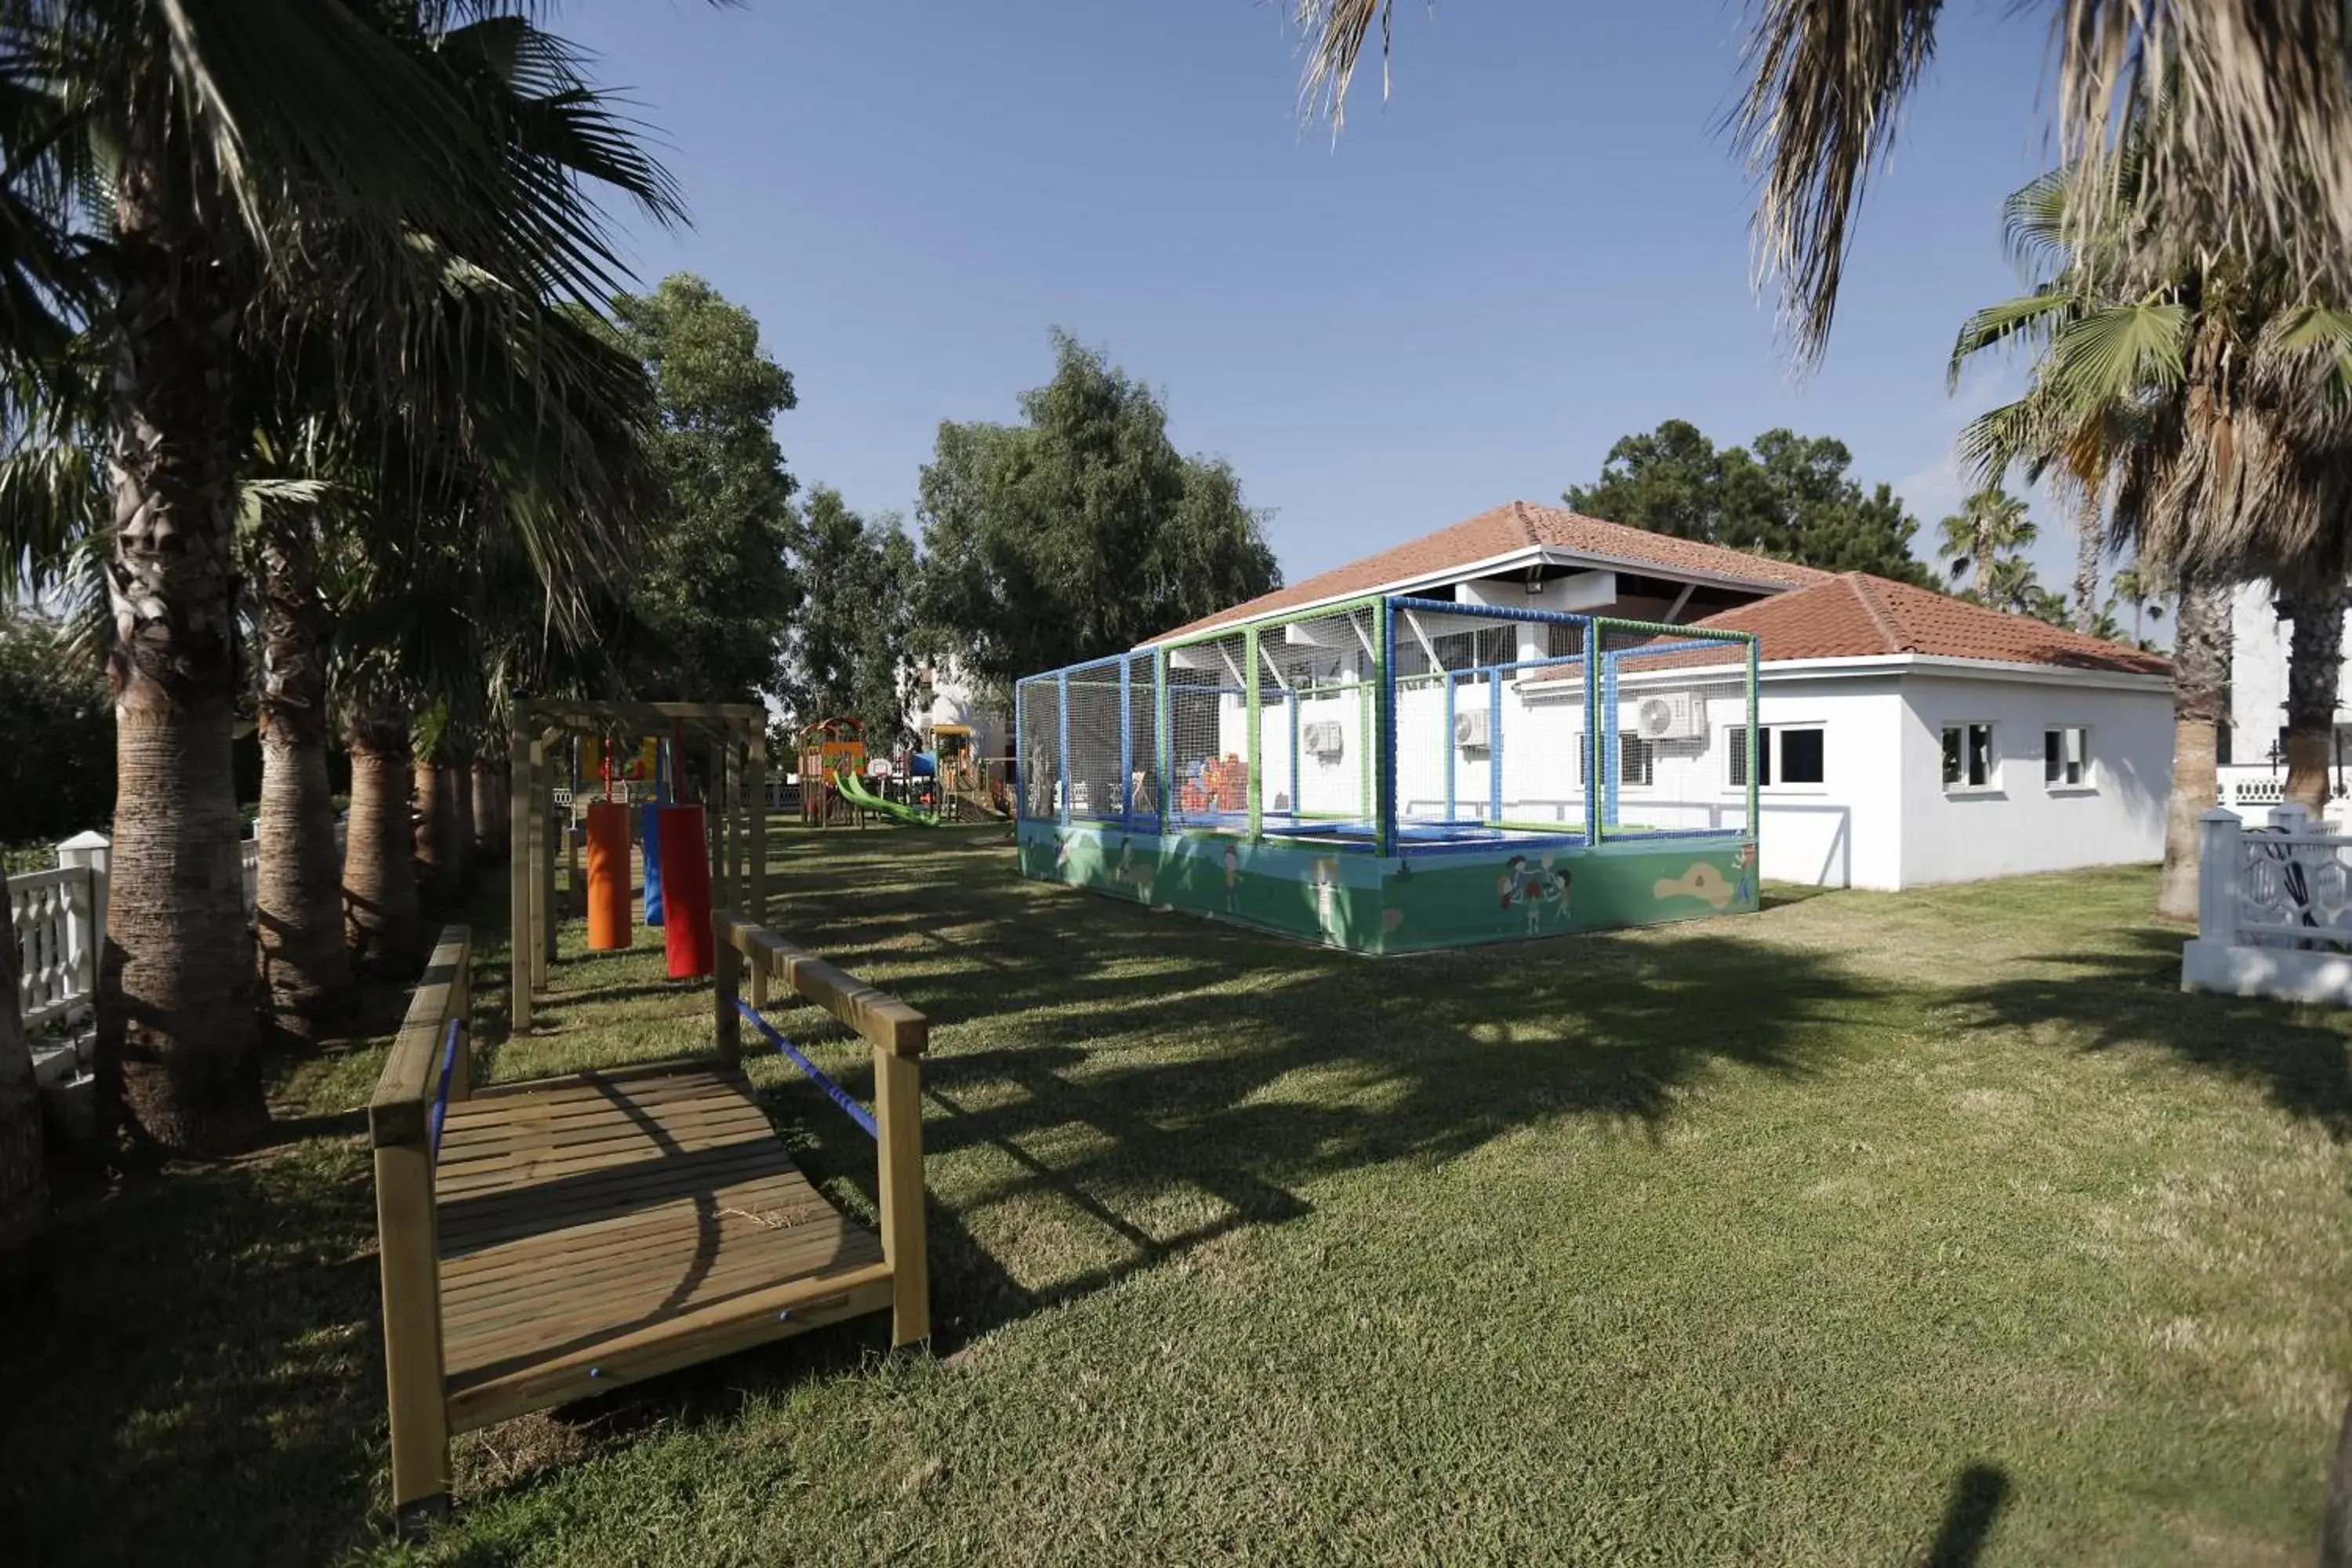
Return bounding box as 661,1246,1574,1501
1443,673,1456,822
1057,670,1071,827
735,999,878,1139
1287,689,1299,826
1489,666,1504,825
1154,648,1170,833
1601,645,1620,835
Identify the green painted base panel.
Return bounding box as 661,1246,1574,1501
1016,822,1759,955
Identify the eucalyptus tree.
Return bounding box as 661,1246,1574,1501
0,2,677,1149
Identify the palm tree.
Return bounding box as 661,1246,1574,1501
2109,562,2166,646
1936,487,2037,597
1294,2,2352,369
0,5,673,1149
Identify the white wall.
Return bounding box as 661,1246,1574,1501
2230,580,2289,764
1896,671,2172,886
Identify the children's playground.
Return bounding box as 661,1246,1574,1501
5,818,2347,1563
796,716,1014,829
1014,595,1762,953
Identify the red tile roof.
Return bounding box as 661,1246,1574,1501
1539,572,2169,678
1152,499,1834,642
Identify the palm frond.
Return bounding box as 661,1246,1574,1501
1292,0,1396,131
1729,0,1943,361
1948,288,2071,387
2044,300,2189,406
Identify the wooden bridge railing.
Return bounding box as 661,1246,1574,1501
714,910,930,1345
367,925,474,1528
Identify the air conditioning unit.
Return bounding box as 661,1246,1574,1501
1634,691,1706,742
1302,721,1345,760
1453,709,1491,750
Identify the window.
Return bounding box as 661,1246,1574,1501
2044,725,2090,787
1942,723,1996,789
1620,732,1654,787
1577,733,1653,786
1729,724,1825,788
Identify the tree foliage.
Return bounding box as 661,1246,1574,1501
1563,420,1936,586
0,614,111,845
917,332,1279,691
609,274,802,702
785,486,921,748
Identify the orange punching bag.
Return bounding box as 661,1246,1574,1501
584,800,632,951
655,804,713,978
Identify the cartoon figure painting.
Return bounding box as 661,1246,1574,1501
1116,836,1155,904
1307,856,1344,941
1732,842,1757,907
1222,844,1241,912
1653,860,1736,909
1497,852,1572,935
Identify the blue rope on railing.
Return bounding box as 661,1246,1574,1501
734,997,878,1140
427,1017,466,1162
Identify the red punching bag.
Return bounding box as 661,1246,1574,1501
655,804,713,978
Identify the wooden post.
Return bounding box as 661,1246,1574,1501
747,731,769,1007
373,1134,449,1530
713,913,742,1071
510,720,532,1034
874,1044,929,1345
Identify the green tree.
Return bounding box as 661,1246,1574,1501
787,487,921,746
918,332,1279,691
1564,420,1936,586
0,614,111,844
610,275,802,703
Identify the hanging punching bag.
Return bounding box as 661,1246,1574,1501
584,801,632,950
656,804,712,978
640,802,666,927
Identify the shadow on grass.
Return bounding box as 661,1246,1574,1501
0,1142,387,1566
1924,1462,2010,1566
1949,925,2352,1138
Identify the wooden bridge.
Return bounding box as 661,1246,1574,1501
371,914,927,1530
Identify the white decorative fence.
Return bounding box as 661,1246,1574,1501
2182,804,2352,1004
10,822,343,1042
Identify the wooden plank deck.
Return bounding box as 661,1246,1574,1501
434,1068,889,1432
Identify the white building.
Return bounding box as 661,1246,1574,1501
1162,501,2176,891
2227,581,2352,773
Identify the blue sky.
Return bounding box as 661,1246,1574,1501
561,1,2092,602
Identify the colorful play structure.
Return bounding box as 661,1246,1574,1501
1013,595,1763,953
370,699,930,1529
794,713,1013,829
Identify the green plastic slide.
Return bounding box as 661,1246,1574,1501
833,768,940,826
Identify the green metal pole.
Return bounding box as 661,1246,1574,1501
1245,625,1262,840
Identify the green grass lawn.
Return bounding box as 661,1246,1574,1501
5,825,2350,1565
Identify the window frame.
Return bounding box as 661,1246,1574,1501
2042,724,2094,792
1941,721,2000,793
1728,722,1828,793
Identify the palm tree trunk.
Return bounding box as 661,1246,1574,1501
344,699,421,976
2279,584,2346,817
471,758,503,860
254,512,355,1045
2158,575,2231,920
413,757,457,914
0,868,49,1283
100,87,267,1154
452,762,478,892
2071,491,2102,636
